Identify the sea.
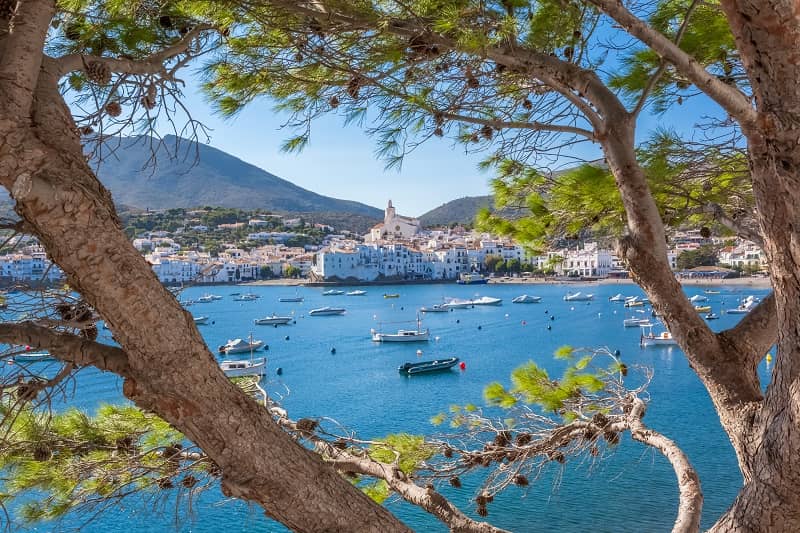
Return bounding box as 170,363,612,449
20,282,773,532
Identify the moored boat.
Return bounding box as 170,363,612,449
727,295,758,314
218,338,264,354
705,313,720,320
512,294,541,304
623,318,652,328
609,293,627,302
624,297,644,307
640,325,678,347
193,316,209,325
254,315,293,325
420,305,449,313
470,296,502,306
398,357,460,374
689,294,708,303
309,306,346,316
694,305,712,313
442,298,474,309
322,289,345,295
372,328,430,342
14,351,55,362
456,273,489,285
346,290,367,296
383,293,400,298
564,292,594,301
220,357,266,378
704,289,721,294
234,293,260,301
279,296,304,302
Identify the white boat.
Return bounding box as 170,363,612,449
623,318,652,328
624,297,644,307
372,317,430,342
609,293,627,302
420,305,449,313
220,357,266,378
705,313,720,320
309,306,346,316
193,316,209,325
689,294,708,303
512,294,542,304
470,296,503,306
564,292,594,301
254,314,293,325
346,290,367,296
218,338,264,354
322,289,345,295
640,325,678,347
234,293,260,301
279,297,304,302
727,295,758,314
14,351,55,362
442,298,474,309
456,273,489,285
196,295,215,303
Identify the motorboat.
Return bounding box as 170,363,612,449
470,296,502,306
309,306,346,316
218,338,264,354
193,316,209,325
254,314,293,325
640,325,678,347
196,295,215,303
383,293,400,298
372,318,430,342
564,292,594,301
689,294,708,303
456,273,489,285
279,297,304,302
234,293,260,301
420,305,449,313
220,357,266,378
442,298,474,309
694,305,712,313
323,289,345,295
13,351,55,362
346,290,367,296
705,313,720,320
609,294,627,302
624,297,644,307
398,357,460,374
512,294,542,304
727,295,758,314
704,289,721,294
623,318,652,328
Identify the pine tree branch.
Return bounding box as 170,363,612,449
718,293,777,369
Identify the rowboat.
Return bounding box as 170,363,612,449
398,357,460,374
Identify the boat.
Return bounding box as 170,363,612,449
278,297,304,302
233,293,260,301
704,289,721,294
705,313,720,320
14,351,55,362
640,325,678,347
372,317,429,342
470,296,503,306
196,295,215,303
623,318,652,328
346,290,367,296
309,306,346,316
512,294,542,304
220,357,266,378
694,305,712,313
441,298,474,309
193,316,209,325
564,292,594,301
420,305,449,313
609,293,627,302
398,357,460,374
254,314,293,325
689,294,708,303
218,338,264,354
456,273,489,285
727,295,758,314
624,297,644,307
383,293,400,298
322,289,345,295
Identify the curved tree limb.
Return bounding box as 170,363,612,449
718,293,776,369
701,203,764,248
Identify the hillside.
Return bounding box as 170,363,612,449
419,195,494,227
91,135,383,218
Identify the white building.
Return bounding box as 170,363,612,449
366,200,421,242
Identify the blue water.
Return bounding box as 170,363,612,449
20,282,773,532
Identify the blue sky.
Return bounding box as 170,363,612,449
165,72,718,217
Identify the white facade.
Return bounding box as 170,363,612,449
366,200,421,242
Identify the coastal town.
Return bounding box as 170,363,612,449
0,200,766,285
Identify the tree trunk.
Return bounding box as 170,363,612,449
0,63,411,533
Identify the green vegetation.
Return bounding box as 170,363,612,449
676,244,719,270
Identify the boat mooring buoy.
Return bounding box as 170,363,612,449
477,325,482,330
614,349,621,356
276,367,283,376
459,361,466,370
284,335,290,341
550,316,555,321
330,347,336,354
547,325,552,330
456,319,460,324
545,310,549,314
521,320,527,326
416,349,423,356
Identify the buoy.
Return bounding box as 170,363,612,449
456,319,460,324
766,354,773,363
434,336,440,341
597,313,602,318
477,325,482,330
373,314,378,320
24,345,30,351
416,349,423,356
274,324,278,328
264,344,269,351
212,321,215,324
284,335,290,341
614,349,621,356
293,320,296,324
459,361,466,370
547,325,552,330
545,310,549,314
570,306,575,311
504,313,509,319
400,306,404,311
330,347,336,354
521,320,527,326
550,316,555,321
276,367,283,375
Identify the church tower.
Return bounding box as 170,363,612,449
385,199,396,225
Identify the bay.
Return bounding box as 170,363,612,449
22,282,772,532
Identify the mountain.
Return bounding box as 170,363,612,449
419,195,494,227
91,135,383,217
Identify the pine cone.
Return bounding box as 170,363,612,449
86,61,111,85
0,0,15,20
141,84,157,110
105,101,122,117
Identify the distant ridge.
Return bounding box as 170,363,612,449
419,195,494,227
91,135,383,218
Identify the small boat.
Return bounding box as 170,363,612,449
689,294,708,303
640,325,678,347
623,318,652,328
420,305,449,313
609,293,627,302
470,296,502,306
309,306,346,316
14,351,55,362
196,295,215,303
278,297,304,302
727,295,758,314
180,300,194,307
564,292,594,301
346,290,367,296
220,357,266,378
442,298,474,309
398,357,460,374
230,292,241,296
383,293,400,299
512,294,541,304
704,290,721,294
372,317,430,342
624,297,644,307
193,316,209,325
234,293,260,301
456,273,489,285
694,305,712,313
254,314,293,325
705,313,720,320
218,338,264,354
322,289,345,296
